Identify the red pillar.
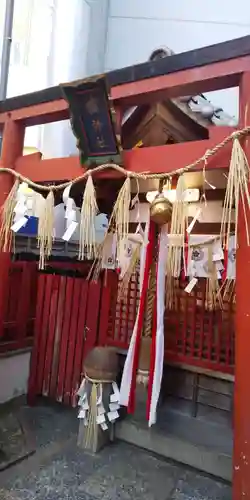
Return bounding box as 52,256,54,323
233,72,250,499
0,119,25,337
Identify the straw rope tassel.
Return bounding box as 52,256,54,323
79,174,98,260
0,179,19,253
166,175,187,309
205,244,222,311
220,137,250,250
37,190,55,269
83,382,98,450
219,278,235,302
110,176,131,261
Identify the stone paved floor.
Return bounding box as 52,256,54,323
0,401,232,500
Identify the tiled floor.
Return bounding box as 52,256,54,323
0,401,232,500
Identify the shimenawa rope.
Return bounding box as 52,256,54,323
0,126,249,192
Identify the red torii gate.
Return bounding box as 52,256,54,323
0,36,250,498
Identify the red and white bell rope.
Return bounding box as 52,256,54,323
147,225,168,426
120,220,168,426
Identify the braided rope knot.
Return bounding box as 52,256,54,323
204,149,213,161
231,130,242,140
126,171,133,178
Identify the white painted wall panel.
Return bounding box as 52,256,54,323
0,352,31,403
105,18,249,69
41,0,91,159
109,0,250,26
105,3,250,121
42,0,110,158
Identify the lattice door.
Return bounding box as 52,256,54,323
105,273,235,374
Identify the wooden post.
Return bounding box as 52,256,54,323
233,71,250,499
0,119,25,337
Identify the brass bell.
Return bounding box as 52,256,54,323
150,193,172,225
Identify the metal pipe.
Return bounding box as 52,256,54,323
0,0,15,101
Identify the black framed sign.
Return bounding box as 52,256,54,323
61,76,122,167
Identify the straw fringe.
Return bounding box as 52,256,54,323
110,177,131,262
82,383,98,450
0,180,19,253
205,245,222,311
218,278,235,303
166,176,187,309
37,190,55,269
87,176,131,287
78,174,98,261
220,138,250,250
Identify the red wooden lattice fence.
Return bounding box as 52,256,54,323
0,261,38,353
164,282,235,375
28,271,102,406
104,273,235,375
27,268,235,407
100,270,139,350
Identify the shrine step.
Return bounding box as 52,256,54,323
115,413,232,482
